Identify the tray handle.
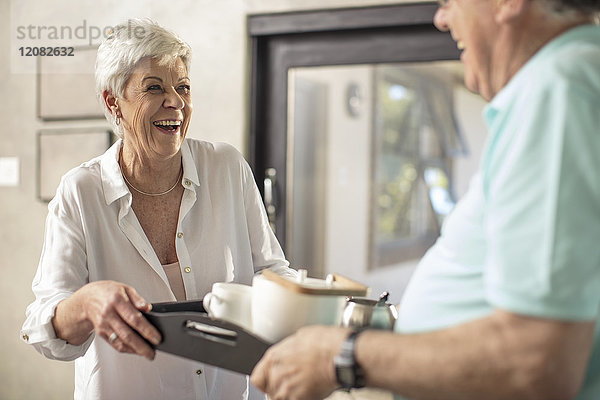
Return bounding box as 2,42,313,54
185,320,238,346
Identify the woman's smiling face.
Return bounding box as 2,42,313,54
117,56,192,161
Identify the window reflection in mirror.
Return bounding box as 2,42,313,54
286,61,487,288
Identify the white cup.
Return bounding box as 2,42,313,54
202,282,253,331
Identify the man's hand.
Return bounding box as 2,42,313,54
251,326,350,400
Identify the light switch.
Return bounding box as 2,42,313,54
0,157,20,187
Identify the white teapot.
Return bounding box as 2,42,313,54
251,269,368,343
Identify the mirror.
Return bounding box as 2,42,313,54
286,61,487,294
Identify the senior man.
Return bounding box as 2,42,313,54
251,0,600,399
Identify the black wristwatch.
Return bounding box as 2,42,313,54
334,329,366,389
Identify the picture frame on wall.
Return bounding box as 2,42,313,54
37,45,103,121
37,127,113,202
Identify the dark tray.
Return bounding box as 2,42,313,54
145,300,271,375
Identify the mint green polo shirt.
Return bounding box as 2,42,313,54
395,24,600,399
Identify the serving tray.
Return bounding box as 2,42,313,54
145,300,271,375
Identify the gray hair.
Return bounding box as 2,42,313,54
95,18,192,137
543,0,600,16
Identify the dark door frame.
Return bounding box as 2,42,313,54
247,3,459,248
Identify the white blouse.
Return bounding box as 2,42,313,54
21,138,293,400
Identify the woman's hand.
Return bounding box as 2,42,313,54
251,326,348,400
52,281,162,360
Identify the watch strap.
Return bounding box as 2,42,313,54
334,329,366,389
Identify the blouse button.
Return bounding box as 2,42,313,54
177,232,184,239
184,267,191,273
22,334,29,342
196,369,203,375
184,179,191,186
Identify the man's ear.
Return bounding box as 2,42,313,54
495,0,528,23
102,90,118,115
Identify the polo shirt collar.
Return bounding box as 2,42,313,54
483,23,599,128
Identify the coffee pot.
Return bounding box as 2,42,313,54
341,291,398,330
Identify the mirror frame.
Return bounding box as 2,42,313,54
247,2,459,248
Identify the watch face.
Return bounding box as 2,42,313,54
336,367,354,387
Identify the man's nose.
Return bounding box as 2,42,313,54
433,7,449,32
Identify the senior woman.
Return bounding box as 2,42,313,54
21,19,294,399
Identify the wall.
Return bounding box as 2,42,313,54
1,0,413,398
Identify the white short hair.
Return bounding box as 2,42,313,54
95,18,192,137
543,0,600,16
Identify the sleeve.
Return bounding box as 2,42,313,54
483,79,600,320
240,156,296,279
20,176,94,360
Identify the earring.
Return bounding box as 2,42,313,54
115,111,121,126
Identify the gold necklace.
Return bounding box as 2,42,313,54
122,167,183,197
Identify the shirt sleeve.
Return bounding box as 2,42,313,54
239,156,296,278
20,175,93,360
483,79,600,320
